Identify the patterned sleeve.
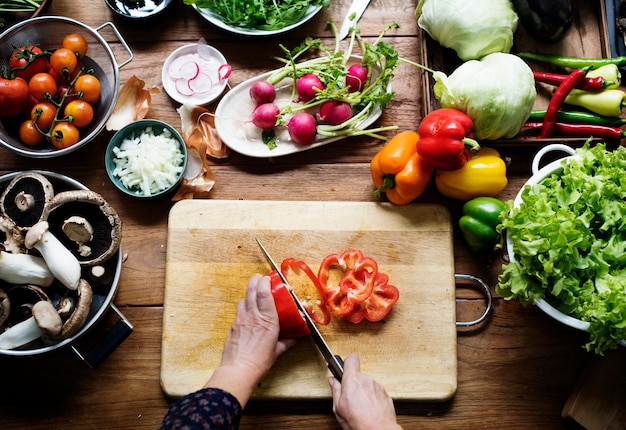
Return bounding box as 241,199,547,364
160,387,243,430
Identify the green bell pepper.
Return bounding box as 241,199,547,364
459,197,505,252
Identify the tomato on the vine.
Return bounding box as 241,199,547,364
9,46,48,81
62,33,88,59
30,102,57,131
19,120,45,146
50,122,80,149
28,73,58,102
50,48,78,77
64,99,93,127
0,77,30,117
74,74,101,104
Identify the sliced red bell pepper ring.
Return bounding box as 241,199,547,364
280,257,331,326
318,250,378,316
342,272,399,324
269,271,310,339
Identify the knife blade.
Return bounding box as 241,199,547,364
338,0,371,41
255,238,344,380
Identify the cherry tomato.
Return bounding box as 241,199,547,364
74,74,101,104
19,120,45,146
0,77,30,117
62,33,88,59
50,121,80,149
50,48,78,77
28,73,58,102
64,99,93,127
56,83,77,107
30,102,57,131
9,46,48,81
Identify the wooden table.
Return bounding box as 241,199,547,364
0,0,613,428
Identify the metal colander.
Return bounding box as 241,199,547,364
0,16,133,158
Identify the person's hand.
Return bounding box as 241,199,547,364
329,354,403,430
204,274,296,406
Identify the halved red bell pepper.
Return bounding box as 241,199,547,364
317,250,378,316
280,257,331,325
342,272,399,324
269,271,310,339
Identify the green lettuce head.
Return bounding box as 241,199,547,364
433,53,536,140
416,0,519,61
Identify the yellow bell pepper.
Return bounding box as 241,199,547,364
435,147,507,201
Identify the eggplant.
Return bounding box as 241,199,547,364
512,0,573,44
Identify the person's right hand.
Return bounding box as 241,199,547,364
328,354,403,430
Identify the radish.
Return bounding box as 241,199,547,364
287,112,317,145
345,64,368,93
316,101,353,125
250,102,280,129
295,73,324,102
249,81,276,106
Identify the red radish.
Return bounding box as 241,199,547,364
287,112,317,145
295,73,324,102
249,81,276,106
316,101,353,125
250,103,280,129
345,64,368,92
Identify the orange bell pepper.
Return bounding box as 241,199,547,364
370,130,434,205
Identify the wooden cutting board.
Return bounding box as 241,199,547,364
161,200,457,401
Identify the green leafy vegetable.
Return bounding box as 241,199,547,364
497,143,626,354
0,0,43,28
183,0,329,31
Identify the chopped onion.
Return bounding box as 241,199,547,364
111,126,185,197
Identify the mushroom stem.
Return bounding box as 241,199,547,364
62,216,93,257
14,191,35,212
0,250,55,287
24,222,81,291
0,301,62,350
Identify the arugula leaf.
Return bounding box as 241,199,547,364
497,143,626,354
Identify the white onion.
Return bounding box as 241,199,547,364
111,126,185,197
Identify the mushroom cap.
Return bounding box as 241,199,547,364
45,190,122,266
32,300,62,336
0,173,54,231
0,216,25,254
23,221,49,250
0,288,9,328
59,279,93,339
6,284,50,325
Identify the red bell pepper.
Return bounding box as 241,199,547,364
269,271,310,339
280,257,331,326
342,272,399,324
416,108,480,171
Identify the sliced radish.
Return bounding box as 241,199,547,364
179,61,200,80
168,56,192,79
175,78,194,97
218,64,232,80
188,72,213,94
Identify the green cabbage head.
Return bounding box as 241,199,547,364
416,0,519,61
433,53,537,140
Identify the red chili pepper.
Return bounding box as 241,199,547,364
342,272,399,324
268,271,310,339
539,66,591,139
533,71,605,92
280,257,331,325
317,250,379,317
416,108,480,171
524,121,626,140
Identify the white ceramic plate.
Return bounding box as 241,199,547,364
214,56,389,158
162,43,229,106
192,4,322,36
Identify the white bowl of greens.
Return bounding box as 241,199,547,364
187,0,327,36
499,143,626,354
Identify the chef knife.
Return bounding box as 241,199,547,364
255,238,344,381
338,0,371,41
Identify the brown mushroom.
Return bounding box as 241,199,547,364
58,279,93,339
0,288,9,328
0,216,25,254
45,190,122,266
0,300,62,350
0,172,54,231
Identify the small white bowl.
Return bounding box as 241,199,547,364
162,43,229,106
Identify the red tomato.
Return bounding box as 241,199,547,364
64,99,93,127
62,33,88,59
28,73,58,102
0,77,30,117
9,46,48,81
50,122,80,149
50,48,78,77
74,74,101,104
19,120,45,146
30,102,57,131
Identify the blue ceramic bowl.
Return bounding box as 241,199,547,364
105,119,187,198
